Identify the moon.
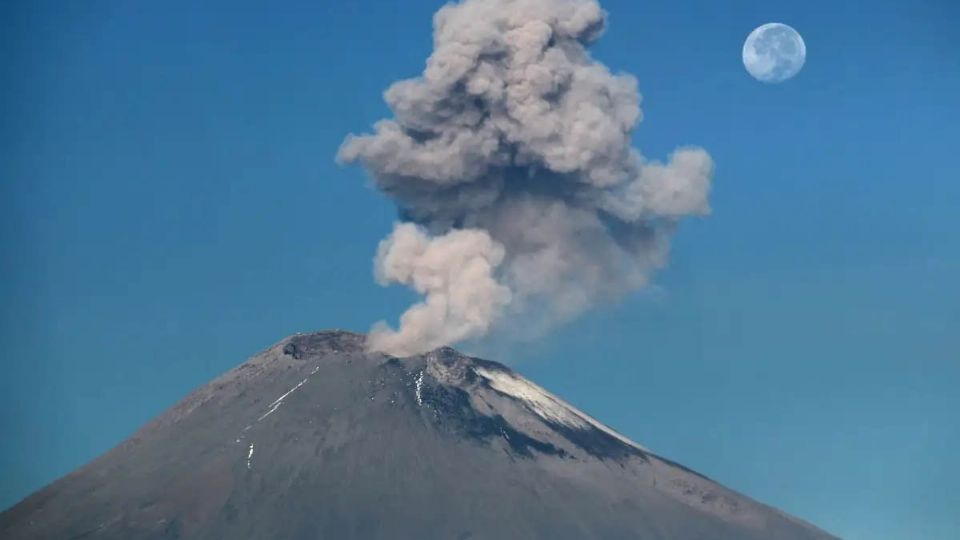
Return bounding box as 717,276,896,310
742,23,806,83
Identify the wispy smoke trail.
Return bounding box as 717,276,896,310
338,0,713,356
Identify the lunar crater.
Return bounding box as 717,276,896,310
743,23,806,83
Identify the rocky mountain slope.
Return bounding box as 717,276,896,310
0,330,838,539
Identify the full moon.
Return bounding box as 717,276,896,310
742,23,806,83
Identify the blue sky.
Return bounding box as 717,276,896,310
1,0,958,538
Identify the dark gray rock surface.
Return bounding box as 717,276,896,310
0,330,838,539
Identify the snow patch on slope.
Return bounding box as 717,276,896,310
257,365,321,422
415,371,424,406
474,366,650,453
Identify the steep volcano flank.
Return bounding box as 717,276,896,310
0,331,837,540
418,348,646,463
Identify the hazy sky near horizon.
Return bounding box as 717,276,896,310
1,1,958,538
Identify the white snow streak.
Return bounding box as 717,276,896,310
257,365,321,422
415,370,424,406
234,365,322,470
474,367,650,453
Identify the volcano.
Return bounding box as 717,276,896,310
0,331,837,539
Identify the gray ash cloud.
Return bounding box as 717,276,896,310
339,0,713,356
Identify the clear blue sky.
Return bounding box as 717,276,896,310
1,0,957,538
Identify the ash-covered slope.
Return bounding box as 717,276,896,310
0,331,836,540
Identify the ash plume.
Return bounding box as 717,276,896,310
338,0,713,356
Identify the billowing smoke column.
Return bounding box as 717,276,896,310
338,0,713,356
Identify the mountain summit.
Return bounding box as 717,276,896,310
0,331,836,539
